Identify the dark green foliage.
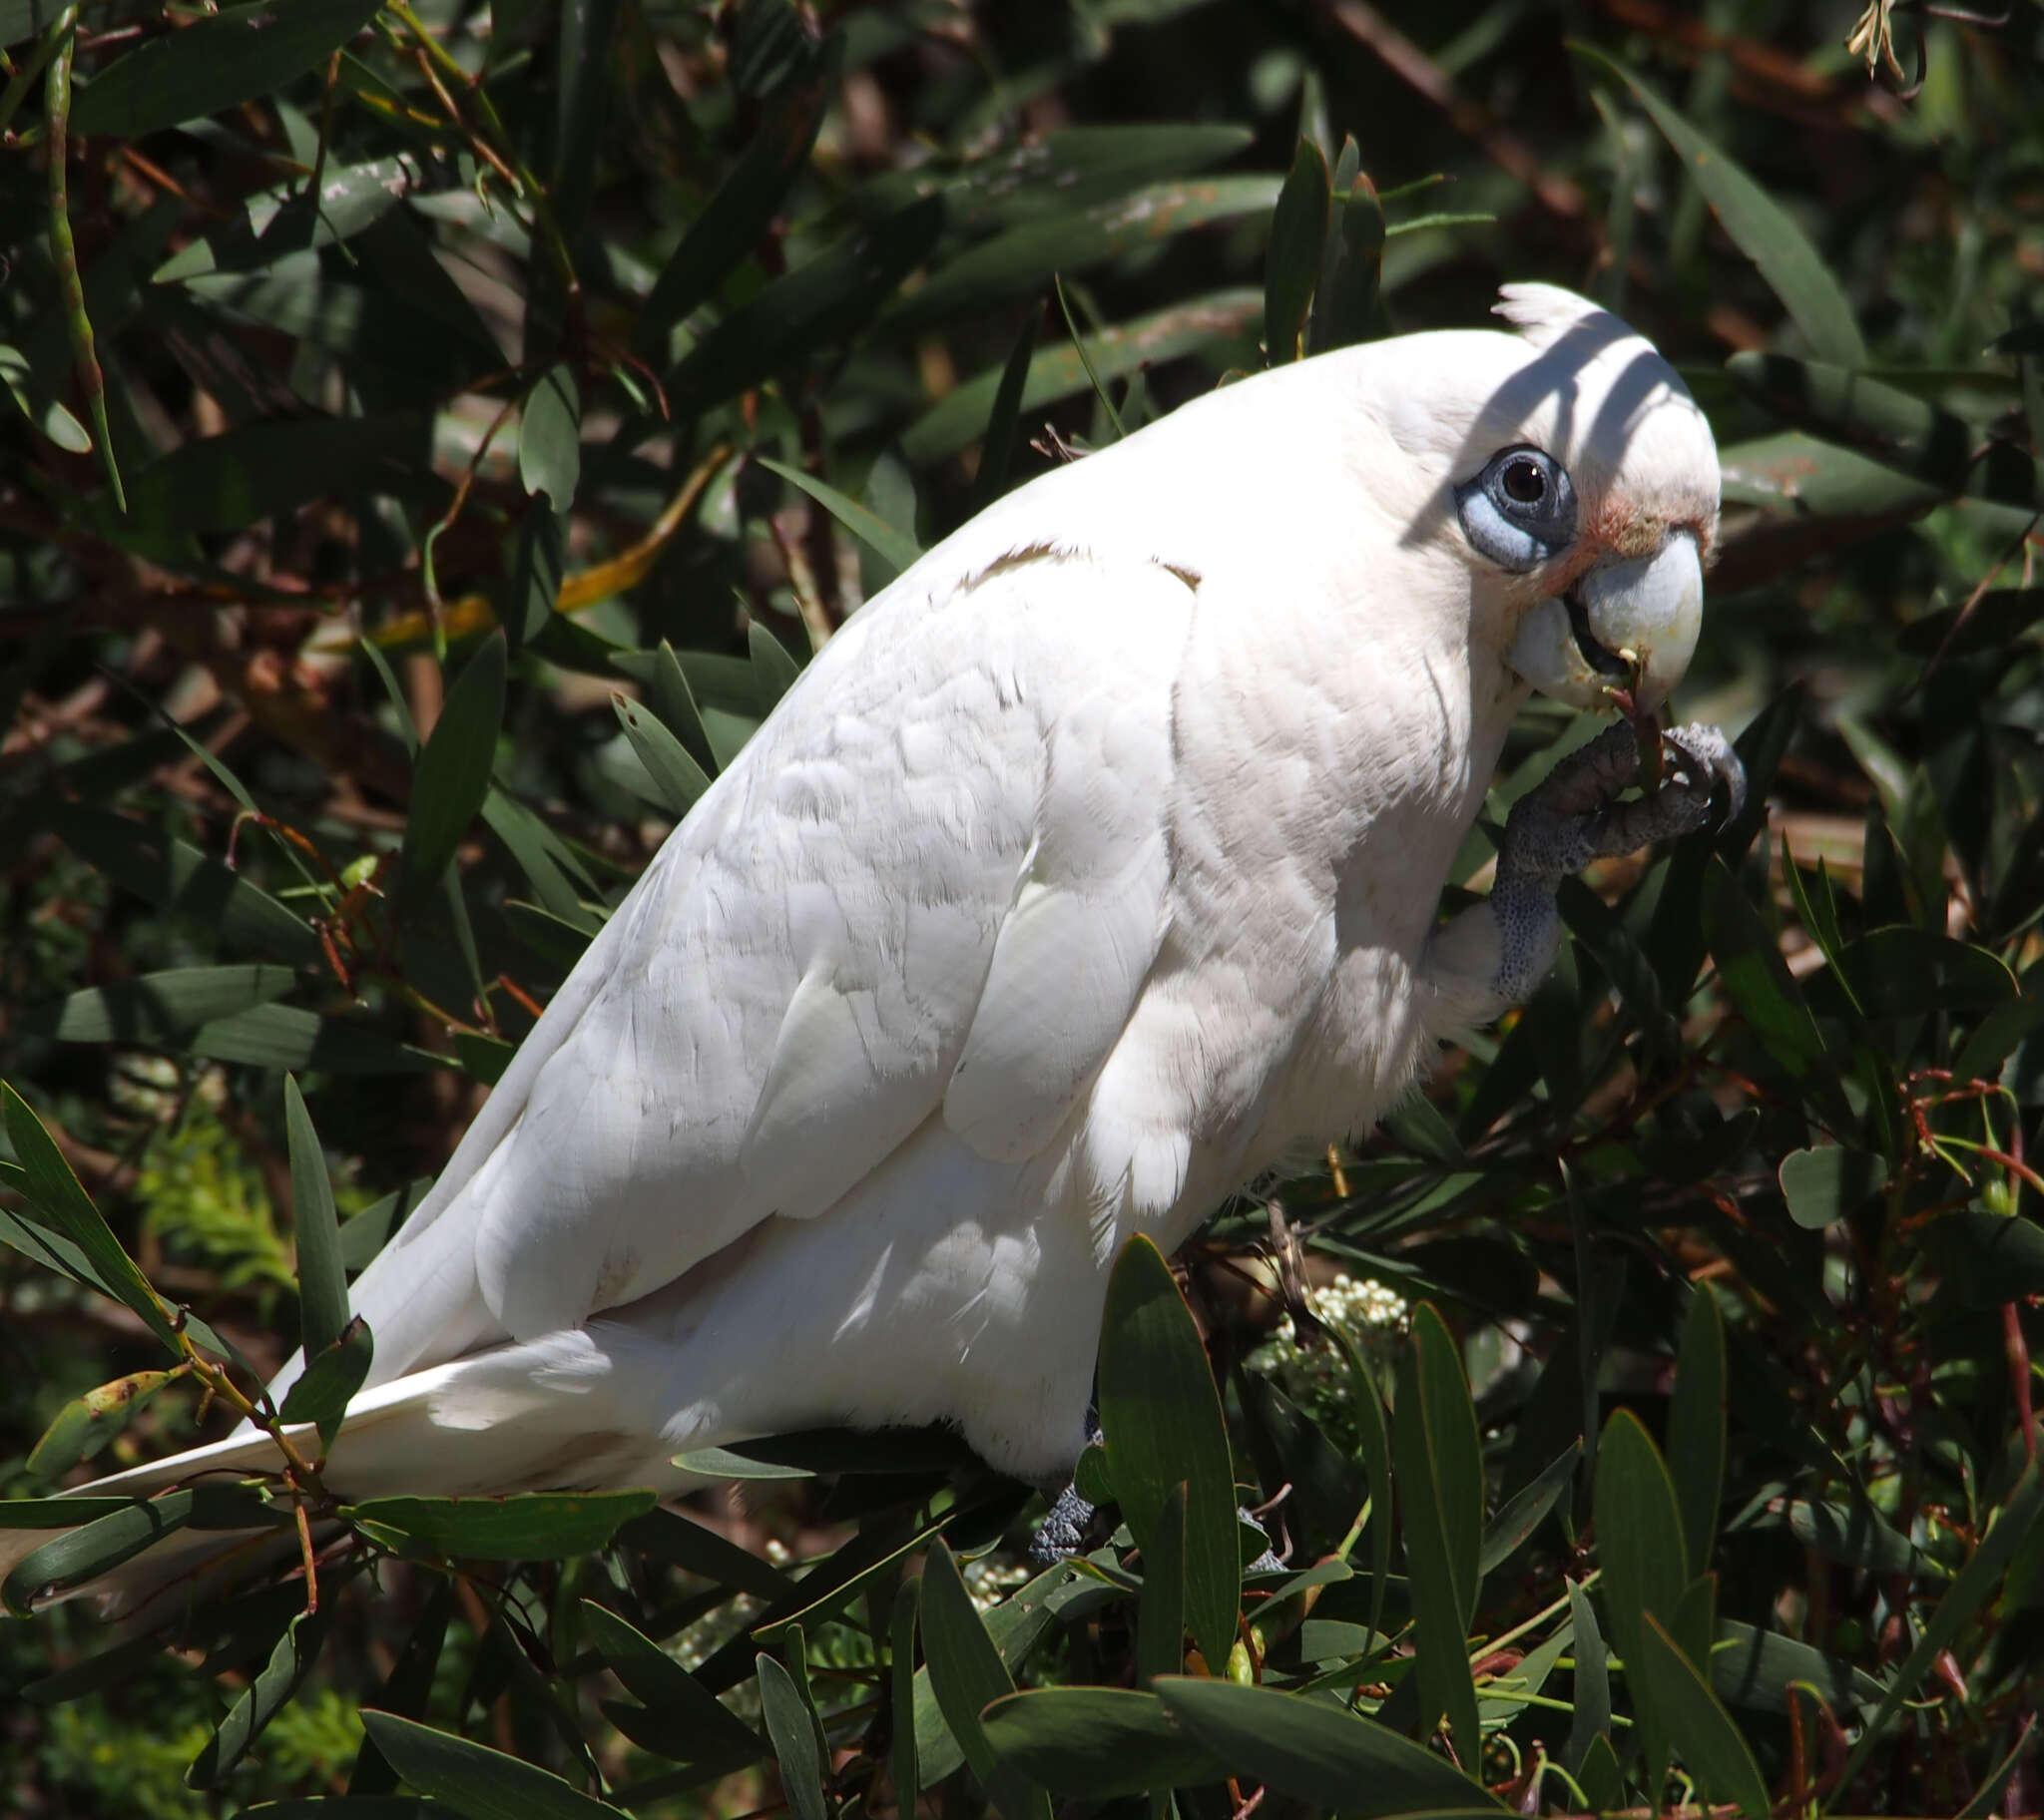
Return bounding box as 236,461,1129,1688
3,2,2043,1816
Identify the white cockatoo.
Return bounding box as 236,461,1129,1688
12,283,1740,1610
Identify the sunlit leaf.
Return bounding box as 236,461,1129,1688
980,1687,1230,1795
397,634,507,922
1574,46,1864,367
1155,1676,1503,1810
2,1083,180,1352
918,1540,1053,1820
356,1712,621,1819
343,1491,657,1562
70,0,387,138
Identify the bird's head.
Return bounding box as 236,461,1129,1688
1382,283,1720,716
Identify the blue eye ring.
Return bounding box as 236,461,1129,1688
1455,445,1576,572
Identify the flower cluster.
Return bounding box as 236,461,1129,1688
1247,1272,1409,1454
962,1553,1033,1614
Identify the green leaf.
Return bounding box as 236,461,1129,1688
1563,1578,1612,1773
1594,1409,1689,1793
612,1506,797,1600
669,1445,813,1481
56,806,319,961
397,634,507,922
1635,1613,1770,1818
581,1601,766,1768
728,0,820,99
888,1578,919,1811
342,1491,657,1562
283,1075,348,1362
1727,352,2042,509
755,1653,829,1820
278,1315,373,1449
612,694,713,818
0,341,91,454
1573,46,1864,368
979,1687,1232,1796
750,621,803,713
1478,1439,1580,1579
21,1628,192,1708
1782,1498,1932,1580
1393,1304,1483,1753
755,454,922,582
634,74,831,359
1265,139,1329,365
336,1179,431,1275
1314,172,1384,351
3,1083,179,1352
1334,1322,1394,1645
1154,1676,1504,1811
1668,1290,1726,1573
1239,1374,1363,1564
519,366,582,509
0,1497,151,1530
1717,430,1945,521
27,1368,180,1478
884,177,1278,335
3,1491,195,1614
1812,928,2017,1021
1053,273,1126,439
506,505,566,652
612,642,720,780
483,791,604,931
665,199,946,417
1702,856,1842,1113
1096,1233,1240,1671
121,410,432,538
1594,1409,1690,1640
552,0,619,222
1578,1732,1625,1812
1922,1210,2044,1307
16,963,299,1044
356,1712,622,1820
154,158,418,280
1779,1144,1890,1229
70,0,386,138
1139,1482,1187,1686
901,289,1261,465
718,1502,966,1674
349,1581,454,1795
970,309,1040,511
190,1608,331,1787
1898,587,2044,660
1711,1619,1881,1716
918,1539,1052,1820
188,1005,438,1075
844,123,1255,237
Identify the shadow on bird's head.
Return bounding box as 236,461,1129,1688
1389,282,1720,714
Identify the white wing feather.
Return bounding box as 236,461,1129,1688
346,545,1196,1391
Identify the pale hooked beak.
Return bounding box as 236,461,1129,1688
1507,530,1704,714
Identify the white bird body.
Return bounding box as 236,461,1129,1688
14,286,1729,1607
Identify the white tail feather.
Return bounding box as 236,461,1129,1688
3,1333,687,1621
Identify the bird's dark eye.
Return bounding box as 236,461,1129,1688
1454,445,1576,572
1501,455,1546,504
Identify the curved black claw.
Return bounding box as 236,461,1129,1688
1662,720,1747,824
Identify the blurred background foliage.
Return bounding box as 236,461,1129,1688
2,0,2043,1814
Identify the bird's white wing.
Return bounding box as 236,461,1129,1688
942,665,1179,1160
349,546,1196,1384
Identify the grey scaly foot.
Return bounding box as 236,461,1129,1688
1030,1417,1108,1565
1474,719,1746,1008
1029,1480,1102,1564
